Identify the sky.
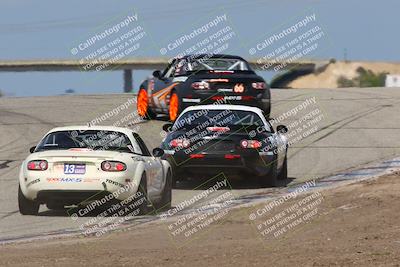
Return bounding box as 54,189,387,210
0,0,399,97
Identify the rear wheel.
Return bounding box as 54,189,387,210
136,173,149,215
18,185,39,215
167,159,180,188
258,162,278,188
155,170,172,211
137,89,156,120
169,92,181,122
278,156,288,180
46,203,65,211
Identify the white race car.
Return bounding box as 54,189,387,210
18,126,172,216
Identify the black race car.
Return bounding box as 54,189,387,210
160,104,288,187
137,54,271,121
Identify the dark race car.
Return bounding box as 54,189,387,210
160,104,288,187
137,54,271,121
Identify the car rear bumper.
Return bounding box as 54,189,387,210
166,151,276,178
36,190,114,205
21,175,138,203
181,92,270,112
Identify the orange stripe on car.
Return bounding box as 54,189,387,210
152,83,178,98
158,83,178,100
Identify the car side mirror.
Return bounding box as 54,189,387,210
153,70,162,79
29,146,36,153
276,125,288,134
152,147,164,157
162,123,173,132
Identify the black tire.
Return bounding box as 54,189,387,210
136,173,149,215
278,156,288,180
120,174,149,216
137,88,157,120
168,91,182,122
18,185,39,215
258,162,278,188
155,170,172,211
167,158,179,188
46,203,65,211
143,108,157,120
264,105,271,119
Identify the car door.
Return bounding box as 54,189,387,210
133,133,164,198
150,60,179,113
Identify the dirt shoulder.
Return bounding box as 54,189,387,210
1,173,400,267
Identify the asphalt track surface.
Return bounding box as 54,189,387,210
0,87,399,241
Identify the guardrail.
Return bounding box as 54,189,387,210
0,58,323,92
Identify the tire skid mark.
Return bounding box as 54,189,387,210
288,103,389,160
0,109,58,128
0,211,19,220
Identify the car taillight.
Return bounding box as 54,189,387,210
27,160,48,171
101,161,126,172
207,126,230,132
169,138,190,148
191,81,210,90
190,154,205,159
209,70,234,74
252,82,267,90
225,154,241,159
240,140,262,149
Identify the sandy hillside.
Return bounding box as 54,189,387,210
287,61,400,88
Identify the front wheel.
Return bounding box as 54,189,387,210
18,185,39,215
264,105,271,119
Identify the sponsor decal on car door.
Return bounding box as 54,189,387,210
144,156,163,197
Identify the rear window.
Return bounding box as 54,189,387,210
174,109,269,131
168,57,251,77
35,130,136,153
185,58,249,72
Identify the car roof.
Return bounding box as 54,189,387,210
177,105,270,129
183,104,263,113
178,54,247,61
45,125,134,136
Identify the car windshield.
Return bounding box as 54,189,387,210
174,109,270,131
35,130,135,153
